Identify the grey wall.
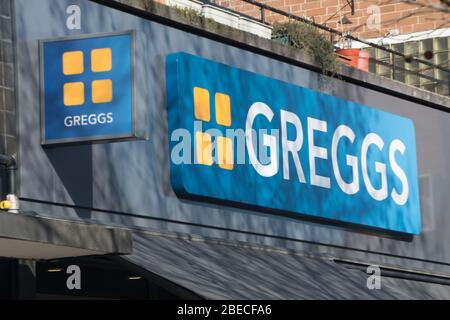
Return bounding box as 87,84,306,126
13,0,450,275
0,0,15,197
0,0,15,156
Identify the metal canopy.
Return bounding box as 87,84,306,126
122,231,450,299
0,211,132,260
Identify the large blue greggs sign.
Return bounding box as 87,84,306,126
167,52,421,235
40,31,136,144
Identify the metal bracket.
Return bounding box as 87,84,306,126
346,0,355,15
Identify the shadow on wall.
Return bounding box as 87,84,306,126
15,1,96,221
45,145,93,219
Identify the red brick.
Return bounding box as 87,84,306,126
306,7,326,17
355,0,375,11
215,0,444,39
413,22,437,32
359,30,383,39
398,15,418,25
379,12,400,24
400,25,413,33
325,5,338,15
394,3,415,12
302,1,322,10
380,4,396,13
350,9,367,19
328,21,338,29
285,0,306,5
321,0,339,7
290,4,302,12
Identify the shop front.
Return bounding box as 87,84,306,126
1,0,450,299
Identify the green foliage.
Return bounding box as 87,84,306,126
124,0,156,12
174,7,241,37
175,7,205,25
272,21,339,76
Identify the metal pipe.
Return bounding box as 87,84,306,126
0,154,17,195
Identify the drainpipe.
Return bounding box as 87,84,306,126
0,154,19,213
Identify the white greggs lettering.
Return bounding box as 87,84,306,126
245,102,409,205
64,112,114,127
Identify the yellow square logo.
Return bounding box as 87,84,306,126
193,87,233,170
63,51,84,75
215,93,231,127
61,48,114,107
91,48,112,73
196,131,213,166
63,82,85,106
194,87,211,122
92,79,113,104
217,136,233,170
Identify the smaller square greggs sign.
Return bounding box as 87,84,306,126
167,52,421,235
40,31,137,144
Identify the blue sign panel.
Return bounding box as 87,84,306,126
167,52,421,235
40,31,135,144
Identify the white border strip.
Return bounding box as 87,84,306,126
351,27,450,48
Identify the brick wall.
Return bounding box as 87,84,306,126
0,0,15,157
128,0,450,39
214,0,450,39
